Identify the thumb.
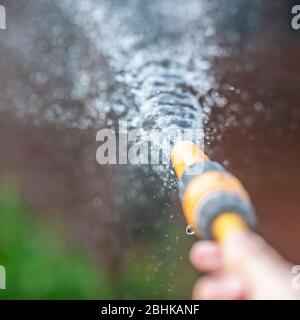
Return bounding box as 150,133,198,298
222,231,297,300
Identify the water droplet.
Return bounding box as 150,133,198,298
186,224,196,236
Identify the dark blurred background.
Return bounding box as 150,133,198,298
0,0,299,299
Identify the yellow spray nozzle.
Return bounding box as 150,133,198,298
170,141,208,179
171,141,256,242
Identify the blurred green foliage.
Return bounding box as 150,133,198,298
0,189,113,299
0,189,197,299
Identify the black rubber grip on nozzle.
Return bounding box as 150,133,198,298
178,161,225,199
196,191,257,239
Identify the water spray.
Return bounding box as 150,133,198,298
171,141,256,242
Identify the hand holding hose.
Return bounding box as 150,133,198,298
171,141,299,299
190,230,299,300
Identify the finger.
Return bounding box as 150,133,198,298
189,241,222,272
192,273,245,300
223,231,297,300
